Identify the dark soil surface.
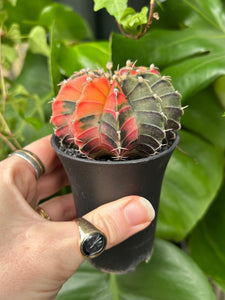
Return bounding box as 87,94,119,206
59,138,175,161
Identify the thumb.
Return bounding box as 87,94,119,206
49,195,155,278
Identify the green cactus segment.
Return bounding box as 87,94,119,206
118,71,183,155
160,92,183,139
149,75,183,139
119,74,166,156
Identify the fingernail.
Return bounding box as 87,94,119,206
124,197,155,227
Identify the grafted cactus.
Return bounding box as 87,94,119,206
51,61,183,159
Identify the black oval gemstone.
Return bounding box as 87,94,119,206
82,233,107,257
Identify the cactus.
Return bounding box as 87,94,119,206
51,61,183,159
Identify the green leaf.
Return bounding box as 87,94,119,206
56,41,110,77
189,184,225,292
93,0,127,22
120,7,148,35
20,122,53,146
111,0,225,101
39,3,93,42
6,0,17,6
56,239,216,300
17,108,44,130
181,87,225,149
28,26,49,56
111,26,225,101
15,51,51,97
6,23,21,44
0,10,8,23
163,47,225,101
157,130,224,241
25,117,43,130
183,0,225,32
4,0,52,34
1,44,18,69
49,23,63,95
214,75,225,109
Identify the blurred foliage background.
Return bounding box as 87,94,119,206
0,0,225,299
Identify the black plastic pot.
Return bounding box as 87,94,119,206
51,134,179,274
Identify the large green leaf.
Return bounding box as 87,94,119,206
49,23,63,95
56,41,110,77
156,130,224,241
111,1,225,101
39,3,93,42
56,239,216,300
189,184,225,292
182,0,225,31
181,87,225,149
4,0,52,34
15,51,51,97
111,27,225,101
214,76,225,109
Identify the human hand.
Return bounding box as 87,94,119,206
0,136,155,300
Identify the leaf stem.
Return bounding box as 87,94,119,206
0,27,21,151
110,274,119,300
136,0,155,39
0,112,22,149
0,132,17,151
115,20,134,39
0,26,7,114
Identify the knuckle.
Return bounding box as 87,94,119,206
0,161,13,185
90,212,121,248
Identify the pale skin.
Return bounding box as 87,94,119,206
0,136,155,300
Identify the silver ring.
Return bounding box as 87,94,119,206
75,218,107,259
9,149,45,179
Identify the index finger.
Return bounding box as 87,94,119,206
24,135,61,175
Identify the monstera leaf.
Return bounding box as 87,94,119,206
189,184,225,292
56,239,216,300
111,0,225,101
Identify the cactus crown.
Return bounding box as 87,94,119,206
51,61,183,160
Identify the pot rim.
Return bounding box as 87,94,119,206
51,134,180,166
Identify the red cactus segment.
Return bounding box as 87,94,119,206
52,100,76,117
120,116,138,148
73,77,110,135
56,75,87,101
73,78,119,158
52,75,88,143
51,114,73,139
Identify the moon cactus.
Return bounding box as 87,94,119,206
51,61,183,159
